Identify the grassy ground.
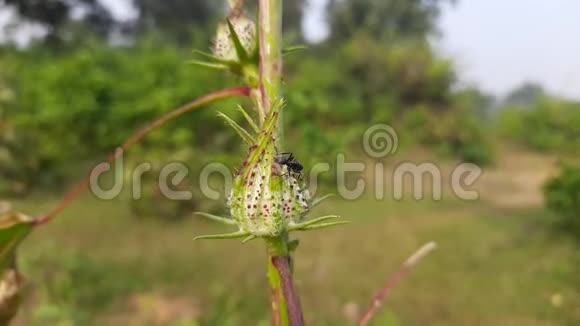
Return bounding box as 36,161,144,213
8,151,580,325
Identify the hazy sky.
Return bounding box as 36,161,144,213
437,0,580,100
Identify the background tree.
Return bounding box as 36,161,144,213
327,0,453,42
503,82,547,107
2,0,117,44
131,0,221,44
283,0,305,41
1,0,223,45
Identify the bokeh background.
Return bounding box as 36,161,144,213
1,0,580,325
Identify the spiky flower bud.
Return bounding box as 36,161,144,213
228,144,311,237
213,15,256,62
194,101,345,242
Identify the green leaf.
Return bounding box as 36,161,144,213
299,221,349,231
289,215,341,231
311,193,336,208
187,60,230,70
218,112,256,145
283,45,308,56
191,49,238,65
251,7,260,60
240,99,286,182
242,235,258,243
194,230,249,241
237,105,260,133
0,213,35,271
287,239,300,252
193,212,236,225
226,18,249,62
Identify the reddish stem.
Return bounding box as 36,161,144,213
357,242,437,326
271,256,305,326
36,86,250,224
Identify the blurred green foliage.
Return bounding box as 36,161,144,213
12,192,580,325
0,0,498,216
285,36,495,166
1,0,221,45
544,164,580,235
23,249,146,324
0,32,496,201
328,0,453,42
0,37,243,194
497,96,580,154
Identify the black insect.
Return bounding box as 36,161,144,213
275,152,303,177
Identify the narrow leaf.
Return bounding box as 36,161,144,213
192,49,238,65
194,231,249,240
194,212,236,225
250,7,260,61
226,18,249,61
242,235,258,243
241,99,286,182
283,45,308,56
0,213,35,271
187,60,230,70
237,105,260,133
289,215,340,231
218,112,255,145
311,193,336,208
288,239,300,252
300,221,349,231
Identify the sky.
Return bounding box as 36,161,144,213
436,0,580,100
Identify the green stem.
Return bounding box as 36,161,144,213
258,1,302,325
265,235,304,326
265,236,290,326
258,0,283,112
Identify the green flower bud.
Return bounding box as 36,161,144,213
194,101,345,242
228,145,311,237
213,16,256,62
